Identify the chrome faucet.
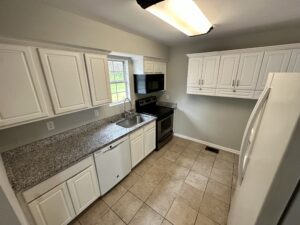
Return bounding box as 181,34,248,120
123,98,134,118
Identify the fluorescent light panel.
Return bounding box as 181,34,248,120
146,0,212,36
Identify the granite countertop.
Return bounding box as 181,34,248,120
1,114,156,193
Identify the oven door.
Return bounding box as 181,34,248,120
157,114,173,141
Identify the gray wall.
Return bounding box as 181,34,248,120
164,26,300,150
0,0,168,59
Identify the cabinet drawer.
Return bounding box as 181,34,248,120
143,121,156,132
187,86,216,96
130,128,144,140
216,89,254,99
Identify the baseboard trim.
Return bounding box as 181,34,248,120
174,133,240,155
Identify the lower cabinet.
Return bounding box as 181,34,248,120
144,124,156,157
67,165,100,214
28,183,75,225
130,121,156,168
130,129,145,168
27,158,100,225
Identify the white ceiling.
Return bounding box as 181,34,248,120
42,0,300,46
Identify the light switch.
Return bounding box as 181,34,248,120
46,121,55,131
94,109,100,117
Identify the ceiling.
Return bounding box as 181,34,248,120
41,0,300,46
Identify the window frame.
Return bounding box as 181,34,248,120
107,58,130,105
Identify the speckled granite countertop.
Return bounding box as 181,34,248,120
1,114,156,193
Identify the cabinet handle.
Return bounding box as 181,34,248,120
202,79,204,85
232,80,235,87
198,79,201,85
237,80,240,87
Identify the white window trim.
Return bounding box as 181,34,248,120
108,58,131,106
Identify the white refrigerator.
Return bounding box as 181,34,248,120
228,73,300,225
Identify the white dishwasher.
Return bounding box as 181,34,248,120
94,136,131,195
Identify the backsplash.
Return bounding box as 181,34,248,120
0,103,126,153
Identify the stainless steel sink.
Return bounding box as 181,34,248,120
116,114,145,128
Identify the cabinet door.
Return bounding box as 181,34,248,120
256,50,291,90
144,61,155,73
153,62,162,73
67,165,100,214
287,49,300,72
187,58,202,86
236,52,264,90
85,53,111,106
217,54,240,89
144,127,156,156
0,44,48,128
130,134,144,168
28,183,75,225
201,56,220,88
39,48,90,114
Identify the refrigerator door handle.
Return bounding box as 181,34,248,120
238,87,271,185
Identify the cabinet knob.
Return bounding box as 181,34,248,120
117,174,119,178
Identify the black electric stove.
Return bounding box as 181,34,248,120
136,96,174,149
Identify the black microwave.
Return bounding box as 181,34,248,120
134,74,164,94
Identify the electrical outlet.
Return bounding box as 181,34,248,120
94,109,100,117
165,94,170,100
46,121,55,131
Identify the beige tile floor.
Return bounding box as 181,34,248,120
70,137,239,225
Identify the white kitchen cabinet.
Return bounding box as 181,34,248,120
216,89,254,99
84,53,111,106
144,122,156,156
39,48,90,114
187,86,216,96
153,62,162,73
256,50,291,90
144,60,155,73
187,58,202,86
130,128,145,168
217,54,240,89
0,44,48,128
287,49,300,72
235,52,264,90
67,165,100,214
28,183,75,225
201,56,220,88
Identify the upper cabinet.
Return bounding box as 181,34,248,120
187,58,202,86
144,60,155,73
84,53,111,106
217,54,240,89
201,56,220,88
0,44,48,128
187,44,300,99
144,60,166,74
287,49,300,72
39,48,91,114
256,50,291,90
236,52,264,90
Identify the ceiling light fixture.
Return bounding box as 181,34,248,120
137,0,213,36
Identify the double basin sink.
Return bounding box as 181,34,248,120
116,114,146,128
